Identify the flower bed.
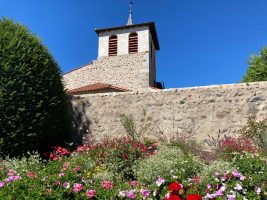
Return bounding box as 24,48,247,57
0,136,266,199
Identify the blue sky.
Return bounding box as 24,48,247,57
1,0,267,88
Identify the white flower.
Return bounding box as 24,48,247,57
118,191,127,197
234,183,243,191
156,177,165,186
164,193,170,199
220,184,226,192
255,187,261,195
153,189,158,197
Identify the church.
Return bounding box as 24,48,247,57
63,1,267,146
63,1,164,95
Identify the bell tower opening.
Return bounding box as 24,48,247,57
108,35,118,56
129,32,138,54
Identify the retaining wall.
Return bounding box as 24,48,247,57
72,81,267,144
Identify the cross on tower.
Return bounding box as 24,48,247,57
127,0,133,25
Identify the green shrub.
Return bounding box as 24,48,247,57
231,152,267,190
167,139,203,157
119,110,151,141
240,116,267,155
135,145,203,185
0,18,72,157
198,160,234,179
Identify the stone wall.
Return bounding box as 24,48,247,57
72,81,267,144
64,52,152,91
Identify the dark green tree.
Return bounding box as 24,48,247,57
242,47,267,82
0,18,73,157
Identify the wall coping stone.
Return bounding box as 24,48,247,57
72,81,267,98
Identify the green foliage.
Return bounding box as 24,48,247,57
120,113,138,140
231,152,267,191
240,116,267,155
242,47,267,82
135,145,204,185
119,110,151,141
167,139,203,157
0,18,72,157
87,137,151,180
198,160,234,179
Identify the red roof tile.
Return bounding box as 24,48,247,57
67,83,130,94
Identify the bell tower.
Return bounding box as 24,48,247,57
94,1,160,88
63,1,163,94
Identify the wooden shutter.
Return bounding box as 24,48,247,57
109,35,117,56
129,32,138,54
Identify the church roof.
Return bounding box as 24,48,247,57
67,83,130,95
95,22,160,50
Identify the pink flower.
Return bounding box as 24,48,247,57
0,182,4,188
215,190,223,196
73,183,83,193
27,171,37,179
130,181,138,187
102,180,113,190
127,190,135,199
54,181,61,186
156,177,165,186
204,193,216,199
58,173,65,177
240,175,245,181
62,162,70,171
140,189,150,197
5,175,21,183
63,182,70,189
86,189,96,198
8,170,15,176
232,170,240,177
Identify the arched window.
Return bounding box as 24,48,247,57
129,32,138,54
109,35,118,56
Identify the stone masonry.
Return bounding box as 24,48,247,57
64,52,153,91
72,81,267,144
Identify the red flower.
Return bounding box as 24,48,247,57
164,194,182,200
168,182,183,193
186,194,202,200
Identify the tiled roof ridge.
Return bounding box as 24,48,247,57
67,83,131,94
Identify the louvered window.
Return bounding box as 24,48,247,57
109,35,118,56
129,32,138,54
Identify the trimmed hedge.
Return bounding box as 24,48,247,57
0,18,72,157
